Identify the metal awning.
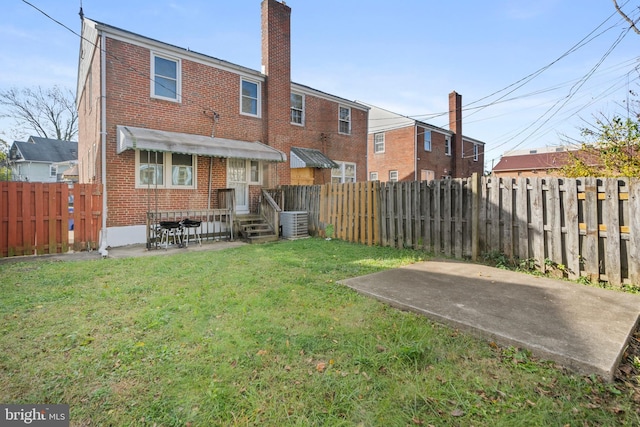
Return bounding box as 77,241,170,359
290,147,338,169
117,125,287,162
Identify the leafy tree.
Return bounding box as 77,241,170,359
561,115,640,177
0,86,77,141
0,136,10,181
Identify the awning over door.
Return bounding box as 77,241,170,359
290,147,338,169
117,125,287,162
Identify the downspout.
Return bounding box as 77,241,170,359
98,31,108,257
414,126,418,181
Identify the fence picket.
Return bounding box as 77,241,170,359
516,177,529,260
629,179,640,285
454,179,463,258
502,178,513,259
563,179,580,280
605,179,622,286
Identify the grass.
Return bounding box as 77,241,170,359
1,238,639,426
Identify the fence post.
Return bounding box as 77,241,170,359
471,172,481,261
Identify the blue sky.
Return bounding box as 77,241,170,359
1,0,638,169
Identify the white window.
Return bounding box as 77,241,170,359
339,106,351,135
151,53,180,102
389,170,398,182
249,160,261,184
136,150,196,189
291,92,304,125
241,78,260,117
423,129,432,152
445,136,452,156
474,144,479,161
369,172,378,181
374,133,385,153
49,164,58,178
332,161,356,183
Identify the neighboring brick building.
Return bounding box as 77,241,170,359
76,0,368,247
492,145,582,178
364,92,485,182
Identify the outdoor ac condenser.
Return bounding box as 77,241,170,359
280,211,309,239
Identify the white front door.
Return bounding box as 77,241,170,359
227,158,249,213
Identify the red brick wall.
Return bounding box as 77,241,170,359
79,2,368,227
368,126,467,182
368,126,415,181
77,36,102,186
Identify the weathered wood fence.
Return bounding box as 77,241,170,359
281,175,640,287
1,182,102,257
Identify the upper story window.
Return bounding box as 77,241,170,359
374,133,385,153
49,164,58,178
389,170,398,182
291,92,304,125
445,136,452,156
474,144,479,161
339,106,351,135
241,78,260,117
423,129,432,152
151,53,181,102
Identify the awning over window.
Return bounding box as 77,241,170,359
290,147,338,169
117,125,286,162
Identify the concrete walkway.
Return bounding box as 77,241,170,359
340,260,640,381
0,240,247,264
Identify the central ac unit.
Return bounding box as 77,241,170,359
280,211,308,239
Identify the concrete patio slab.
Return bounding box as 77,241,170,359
340,260,640,381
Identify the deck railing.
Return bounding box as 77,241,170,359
146,208,234,249
259,189,282,236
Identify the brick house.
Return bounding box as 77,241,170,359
365,92,485,182
491,145,583,178
76,0,368,248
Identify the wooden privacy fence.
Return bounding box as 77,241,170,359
1,182,102,257
281,175,640,287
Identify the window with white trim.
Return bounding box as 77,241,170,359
369,172,378,181
291,92,304,125
423,129,432,152
136,150,196,189
151,53,180,101
445,136,452,156
249,160,261,184
332,161,356,183
49,164,58,178
389,170,398,182
241,78,260,116
339,106,351,135
374,133,385,153
473,144,479,161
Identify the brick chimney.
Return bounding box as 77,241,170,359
261,0,291,184
448,91,462,177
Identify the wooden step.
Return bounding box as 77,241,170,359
235,214,278,244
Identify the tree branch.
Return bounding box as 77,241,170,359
613,0,640,35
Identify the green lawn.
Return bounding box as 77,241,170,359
1,239,639,426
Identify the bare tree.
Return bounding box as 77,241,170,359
0,86,78,141
613,0,640,35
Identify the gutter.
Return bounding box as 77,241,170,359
98,31,108,257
